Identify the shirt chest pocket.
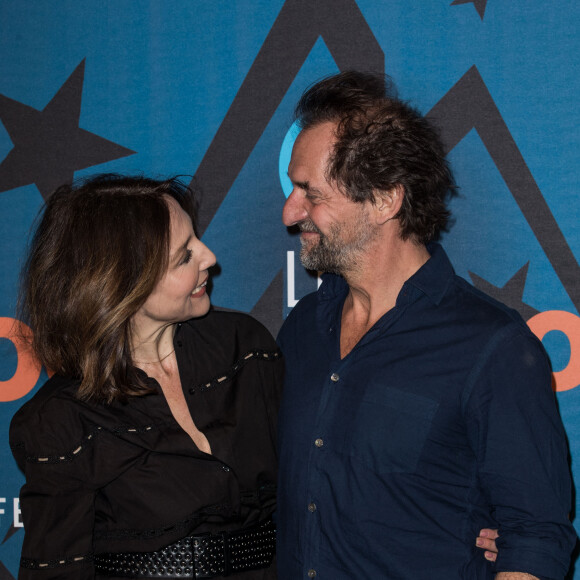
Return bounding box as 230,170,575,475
344,384,439,474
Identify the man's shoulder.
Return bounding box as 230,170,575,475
442,275,550,380
425,244,528,330
450,274,529,331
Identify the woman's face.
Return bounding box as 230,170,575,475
134,197,216,331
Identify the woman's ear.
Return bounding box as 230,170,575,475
374,184,404,225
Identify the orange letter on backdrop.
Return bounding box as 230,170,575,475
2,313,577,399
0,317,42,402
528,310,580,392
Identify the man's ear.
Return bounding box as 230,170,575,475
373,185,404,225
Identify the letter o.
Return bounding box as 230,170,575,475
527,310,580,392
0,317,42,402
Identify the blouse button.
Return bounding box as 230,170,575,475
308,570,317,578
330,373,339,382
308,502,317,512
314,438,324,448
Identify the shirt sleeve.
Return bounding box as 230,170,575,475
10,399,104,579
17,461,97,579
464,324,577,579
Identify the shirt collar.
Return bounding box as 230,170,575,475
317,242,454,307
317,272,348,301
404,242,454,306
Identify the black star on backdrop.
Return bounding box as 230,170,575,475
1,523,19,546
0,560,14,580
451,0,488,20
0,59,135,200
469,263,539,321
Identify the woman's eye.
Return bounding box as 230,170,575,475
182,249,193,265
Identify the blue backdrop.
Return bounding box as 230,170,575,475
1,1,579,577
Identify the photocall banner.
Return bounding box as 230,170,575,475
0,0,578,576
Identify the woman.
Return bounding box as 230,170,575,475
10,175,283,579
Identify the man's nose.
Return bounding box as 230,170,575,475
282,190,307,226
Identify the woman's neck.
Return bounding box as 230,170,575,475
131,322,177,367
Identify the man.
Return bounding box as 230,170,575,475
276,71,576,579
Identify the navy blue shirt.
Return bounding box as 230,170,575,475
277,244,575,579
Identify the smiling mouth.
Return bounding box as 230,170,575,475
192,280,208,295
299,222,321,234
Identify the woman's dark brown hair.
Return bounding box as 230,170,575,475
18,174,197,404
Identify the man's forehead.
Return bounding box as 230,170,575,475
290,122,336,172
295,121,337,147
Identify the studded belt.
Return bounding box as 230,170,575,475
94,518,276,578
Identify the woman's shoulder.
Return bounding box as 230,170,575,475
11,374,83,427
9,375,93,461
9,373,162,472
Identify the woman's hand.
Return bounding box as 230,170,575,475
476,528,499,562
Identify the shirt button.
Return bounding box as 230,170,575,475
221,465,231,472
314,438,324,447
308,570,317,578
330,373,339,382
308,502,316,512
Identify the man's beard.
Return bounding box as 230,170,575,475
299,213,377,275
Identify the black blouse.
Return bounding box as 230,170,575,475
9,310,284,579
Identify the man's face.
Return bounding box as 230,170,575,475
282,122,377,275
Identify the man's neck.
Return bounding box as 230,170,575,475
339,238,429,358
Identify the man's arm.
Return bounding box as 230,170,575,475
477,533,541,579
467,327,576,578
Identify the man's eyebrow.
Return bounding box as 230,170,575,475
290,179,319,194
